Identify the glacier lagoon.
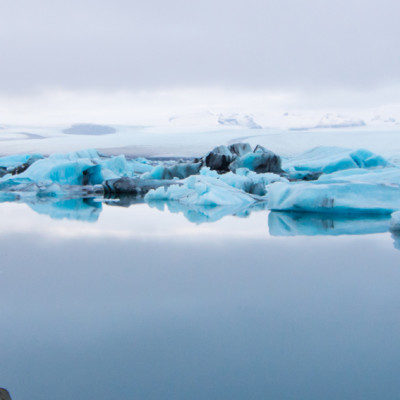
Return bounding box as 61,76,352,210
2,139,400,399
1,202,400,399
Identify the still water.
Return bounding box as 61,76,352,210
0,201,400,400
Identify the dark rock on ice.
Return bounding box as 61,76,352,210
204,145,234,172
0,388,11,400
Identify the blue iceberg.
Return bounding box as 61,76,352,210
267,181,400,214
144,175,261,206
283,146,390,178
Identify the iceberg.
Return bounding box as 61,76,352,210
267,181,400,214
141,161,202,180
200,167,286,196
229,145,283,173
317,166,400,185
283,146,389,177
144,175,261,206
203,143,281,173
390,211,400,232
1,144,399,222
0,153,43,169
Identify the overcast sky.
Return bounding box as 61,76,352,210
1,0,399,95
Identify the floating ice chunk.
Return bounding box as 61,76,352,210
283,147,389,176
267,181,400,214
3,149,124,186
199,167,286,196
0,153,43,169
268,211,390,236
15,159,101,185
204,145,235,172
229,143,252,156
145,175,259,206
141,162,202,180
317,166,400,185
390,211,400,232
202,143,281,174
100,155,131,179
229,145,282,173
128,159,154,174
47,149,101,161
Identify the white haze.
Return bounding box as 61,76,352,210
0,0,400,124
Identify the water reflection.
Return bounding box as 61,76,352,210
268,211,391,236
2,195,400,249
1,201,400,400
28,198,102,222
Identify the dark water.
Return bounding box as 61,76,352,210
0,202,400,400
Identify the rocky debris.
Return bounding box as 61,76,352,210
0,388,11,400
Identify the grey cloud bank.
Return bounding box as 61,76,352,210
1,0,399,94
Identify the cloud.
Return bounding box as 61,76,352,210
1,0,399,94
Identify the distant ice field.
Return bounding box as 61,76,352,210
1,124,400,163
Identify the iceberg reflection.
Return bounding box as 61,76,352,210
0,197,102,223
147,200,267,224
268,211,391,236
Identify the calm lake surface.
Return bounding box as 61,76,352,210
1,201,400,400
